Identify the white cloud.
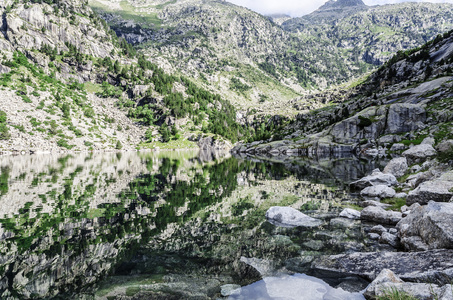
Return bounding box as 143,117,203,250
226,0,453,17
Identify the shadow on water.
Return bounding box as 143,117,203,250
0,151,383,299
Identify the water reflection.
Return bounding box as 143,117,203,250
0,151,382,299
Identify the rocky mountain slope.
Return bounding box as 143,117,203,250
0,0,244,153
235,29,453,160
90,0,453,115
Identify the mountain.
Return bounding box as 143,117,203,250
0,0,244,153
234,29,453,159
91,0,453,115
318,0,366,11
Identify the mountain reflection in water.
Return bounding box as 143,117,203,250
0,151,383,299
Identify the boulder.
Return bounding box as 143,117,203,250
312,249,453,284
369,225,387,235
383,157,408,178
339,208,361,220
385,103,426,135
402,144,437,162
220,284,241,297
364,269,442,300
361,206,402,225
350,170,398,190
397,201,453,251
363,269,403,299
437,140,453,153
379,232,400,248
265,207,322,228
361,185,396,198
368,233,380,240
406,180,453,205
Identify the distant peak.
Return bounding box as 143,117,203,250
318,0,366,11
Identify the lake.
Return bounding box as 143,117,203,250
0,150,388,299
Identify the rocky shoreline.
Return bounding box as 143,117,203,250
262,136,453,299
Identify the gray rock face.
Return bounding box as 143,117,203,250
312,249,453,284
361,206,402,225
383,157,408,178
339,208,361,219
385,103,426,135
361,185,396,198
403,144,437,162
265,206,322,228
406,180,453,205
350,171,398,190
397,201,453,251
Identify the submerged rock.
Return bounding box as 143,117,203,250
397,201,453,251
230,273,365,300
265,206,322,228
312,249,453,284
361,206,402,225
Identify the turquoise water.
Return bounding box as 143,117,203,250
0,151,382,299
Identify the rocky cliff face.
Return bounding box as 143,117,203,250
0,0,244,153
234,30,453,158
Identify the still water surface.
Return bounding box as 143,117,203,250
0,151,386,299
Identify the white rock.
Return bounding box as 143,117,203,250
361,185,396,198
265,206,322,228
339,208,361,220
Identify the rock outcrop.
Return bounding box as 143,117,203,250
312,249,453,284
397,201,453,251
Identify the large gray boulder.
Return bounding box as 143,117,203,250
350,170,398,190
383,157,408,178
406,180,453,205
265,206,322,228
360,185,396,198
364,269,444,300
361,206,402,225
312,249,453,284
397,201,453,251
403,144,437,163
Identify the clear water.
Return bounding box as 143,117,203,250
0,151,386,299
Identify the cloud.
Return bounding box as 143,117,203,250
226,0,453,17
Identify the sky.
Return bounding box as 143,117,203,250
226,0,453,17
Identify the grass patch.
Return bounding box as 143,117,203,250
381,197,406,211
377,287,426,300
142,138,197,150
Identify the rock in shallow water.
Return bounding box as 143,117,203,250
265,206,322,228
228,273,365,300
